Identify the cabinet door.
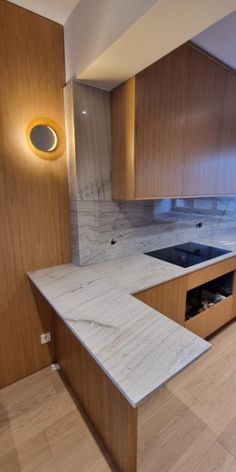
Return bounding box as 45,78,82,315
217,73,236,194
135,46,188,198
134,277,187,325
182,47,226,196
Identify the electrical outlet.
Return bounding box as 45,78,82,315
40,332,51,345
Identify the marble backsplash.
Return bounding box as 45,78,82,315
65,80,236,266
72,198,236,265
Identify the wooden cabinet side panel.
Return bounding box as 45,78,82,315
54,315,138,472
134,277,186,325
111,77,135,200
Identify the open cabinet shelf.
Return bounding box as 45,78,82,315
185,271,234,338
134,257,236,339
185,295,234,338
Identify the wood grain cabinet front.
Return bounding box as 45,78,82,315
111,43,236,200
134,277,187,326
134,258,236,339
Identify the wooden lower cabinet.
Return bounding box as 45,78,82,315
134,277,187,325
134,258,236,339
186,256,236,290
185,295,234,338
54,315,188,471
54,316,137,472
54,315,201,472
51,260,236,471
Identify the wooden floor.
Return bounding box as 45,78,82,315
1,320,236,471
0,366,116,472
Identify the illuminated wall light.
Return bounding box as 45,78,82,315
26,118,64,160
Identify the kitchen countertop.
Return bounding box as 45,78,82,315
28,232,236,407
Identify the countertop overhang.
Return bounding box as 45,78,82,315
28,233,236,407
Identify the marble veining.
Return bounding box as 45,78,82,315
28,232,236,406
75,197,236,266
64,80,236,266
86,232,236,294
56,80,236,405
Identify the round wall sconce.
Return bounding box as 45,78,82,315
27,118,64,160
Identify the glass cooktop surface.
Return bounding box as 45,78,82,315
145,242,231,268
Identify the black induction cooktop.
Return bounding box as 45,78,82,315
145,242,231,268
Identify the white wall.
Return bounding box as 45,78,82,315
64,0,158,82
64,0,236,90
193,10,236,70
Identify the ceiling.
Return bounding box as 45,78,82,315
74,0,236,90
7,0,236,86
192,10,236,70
8,0,80,24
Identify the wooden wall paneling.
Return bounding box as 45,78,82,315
134,276,187,325
182,46,226,196
111,77,135,200
217,72,236,194
30,283,56,363
0,1,71,387
135,46,188,198
54,315,138,472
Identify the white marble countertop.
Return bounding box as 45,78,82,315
28,231,236,407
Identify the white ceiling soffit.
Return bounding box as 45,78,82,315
192,10,236,70
8,0,80,24
65,0,236,90
64,0,158,82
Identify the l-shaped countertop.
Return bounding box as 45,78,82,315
28,232,236,408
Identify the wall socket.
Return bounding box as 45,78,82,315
40,332,51,345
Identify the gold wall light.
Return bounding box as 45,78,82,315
27,118,64,160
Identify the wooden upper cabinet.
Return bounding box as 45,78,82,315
182,47,226,196
111,43,236,200
217,73,236,194
134,46,188,198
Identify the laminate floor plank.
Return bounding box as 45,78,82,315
192,441,236,472
168,320,236,437
1,321,236,471
0,367,114,472
219,416,236,458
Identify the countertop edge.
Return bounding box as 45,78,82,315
28,274,142,407
27,271,211,408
